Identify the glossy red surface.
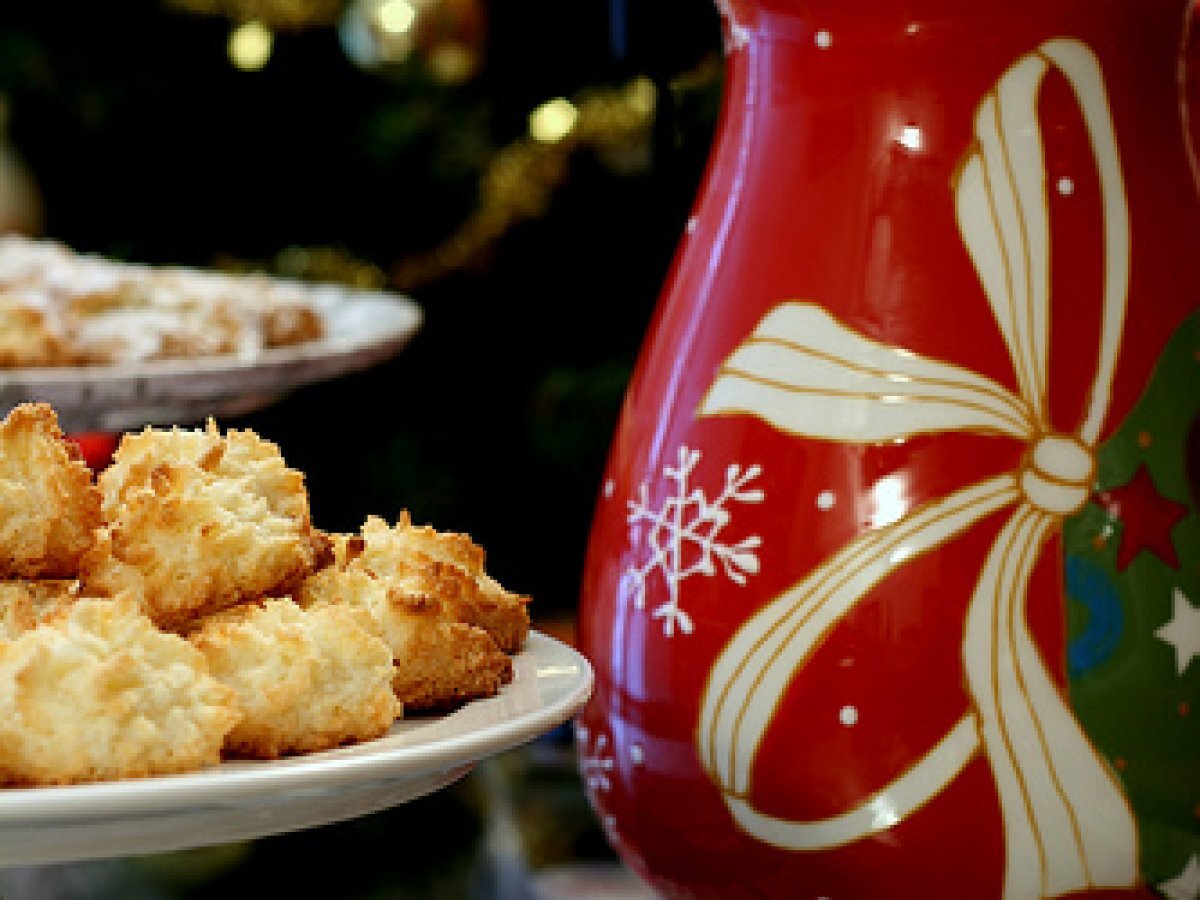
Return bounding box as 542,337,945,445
577,1,1199,897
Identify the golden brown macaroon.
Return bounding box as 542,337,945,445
0,297,73,367
80,420,321,631
0,403,102,579
262,302,324,348
298,564,512,711
0,239,327,367
66,300,245,364
0,596,240,786
348,514,530,653
189,597,399,759
0,578,78,641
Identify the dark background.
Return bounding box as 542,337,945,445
0,1,723,895
0,0,723,626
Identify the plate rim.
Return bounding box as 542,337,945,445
0,287,423,387
0,286,425,431
0,630,592,822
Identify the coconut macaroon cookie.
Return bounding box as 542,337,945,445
0,597,240,786
80,420,323,631
0,298,72,367
298,564,512,710
0,403,102,579
189,598,399,759
0,578,78,641
351,514,531,653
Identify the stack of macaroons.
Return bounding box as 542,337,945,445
0,236,325,367
0,403,529,786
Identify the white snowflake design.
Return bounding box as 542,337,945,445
576,723,615,793
624,444,764,637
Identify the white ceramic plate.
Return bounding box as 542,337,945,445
0,631,592,867
0,284,423,433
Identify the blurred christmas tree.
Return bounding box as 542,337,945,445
0,0,722,621
0,0,722,895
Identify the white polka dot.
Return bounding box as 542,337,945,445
1057,176,1074,196
839,705,859,727
630,743,645,765
603,479,615,498
815,29,832,49
897,125,923,152
816,489,836,511
686,216,699,234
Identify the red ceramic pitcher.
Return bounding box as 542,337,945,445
577,1,1200,897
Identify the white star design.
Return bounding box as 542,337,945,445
1159,854,1200,900
1155,589,1200,676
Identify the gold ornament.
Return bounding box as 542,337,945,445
338,0,485,84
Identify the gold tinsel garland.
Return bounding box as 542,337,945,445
217,62,721,294
164,0,345,29
164,0,719,292
216,246,387,291
389,76,659,291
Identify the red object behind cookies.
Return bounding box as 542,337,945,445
66,431,119,472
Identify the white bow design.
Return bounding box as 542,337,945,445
695,39,1139,899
